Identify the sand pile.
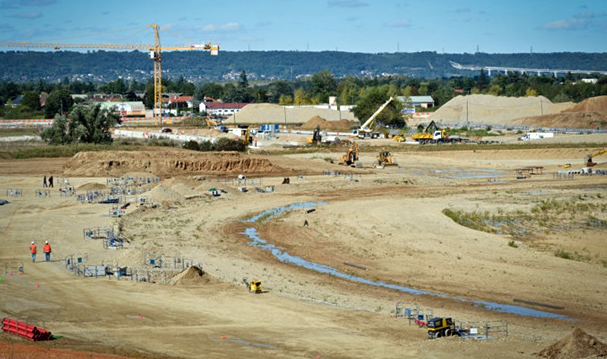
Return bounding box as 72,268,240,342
538,328,607,359
169,266,211,286
298,116,357,131
429,94,572,126
145,184,185,207
226,103,357,124
62,151,287,177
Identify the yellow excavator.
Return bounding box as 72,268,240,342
585,149,606,167
339,143,359,167
307,125,322,145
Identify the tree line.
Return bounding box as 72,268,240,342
2,68,607,127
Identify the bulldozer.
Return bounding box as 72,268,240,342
243,278,262,293
427,317,458,339
374,150,397,168
339,143,360,167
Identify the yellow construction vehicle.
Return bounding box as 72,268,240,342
375,150,397,168
411,120,450,144
427,317,458,339
242,127,253,145
339,143,359,167
585,148,606,167
243,278,262,293
307,125,322,145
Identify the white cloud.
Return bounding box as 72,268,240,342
203,22,242,33
327,0,368,8
386,19,411,28
539,18,588,30
11,11,43,19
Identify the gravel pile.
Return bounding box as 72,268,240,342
429,94,572,126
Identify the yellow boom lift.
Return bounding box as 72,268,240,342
0,24,219,127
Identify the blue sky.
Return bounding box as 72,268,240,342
1,0,606,53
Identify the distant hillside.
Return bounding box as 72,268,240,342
1,50,606,83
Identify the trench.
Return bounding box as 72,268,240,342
240,202,570,320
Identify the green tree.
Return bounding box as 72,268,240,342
310,70,337,103
41,104,120,144
21,91,41,111
44,89,74,118
352,88,404,128
40,114,72,145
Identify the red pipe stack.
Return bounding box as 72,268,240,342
2,317,52,341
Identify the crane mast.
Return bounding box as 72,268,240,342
0,23,219,126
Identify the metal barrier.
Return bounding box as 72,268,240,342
5,188,23,197
35,189,51,198
64,254,88,271
457,320,508,339
4,262,24,275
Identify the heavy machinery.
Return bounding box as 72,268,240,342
307,125,322,145
427,317,458,339
351,97,394,139
411,121,449,144
375,150,397,168
241,127,253,145
339,143,359,167
585,149,607,167
0,24,219,126
243,278,262,293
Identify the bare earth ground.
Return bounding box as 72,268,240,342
1,134,607,359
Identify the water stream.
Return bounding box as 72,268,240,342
241,202,570,320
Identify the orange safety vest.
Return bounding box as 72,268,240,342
30,244,37,254
44,244,51,253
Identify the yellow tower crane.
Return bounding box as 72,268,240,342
0,24,219,126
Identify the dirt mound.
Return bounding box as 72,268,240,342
516,112,607,129
299,116,357,131
516,96,607,129
76,182,108,191
145,184,185,207
566,96,607,113
62,150,287,177
429,94,572,126
538,328,607,359
169,265,211,286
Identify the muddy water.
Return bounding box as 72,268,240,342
241,202,570,320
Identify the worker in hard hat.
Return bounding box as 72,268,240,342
43,241,52,262
29,242,37,263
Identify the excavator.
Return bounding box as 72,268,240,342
374,150,397,168
585,148,607,167
242,127,253,145
339,143,359,167
307,125,322,145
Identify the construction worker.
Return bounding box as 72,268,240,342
43,241,51,262
29,242,37,263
